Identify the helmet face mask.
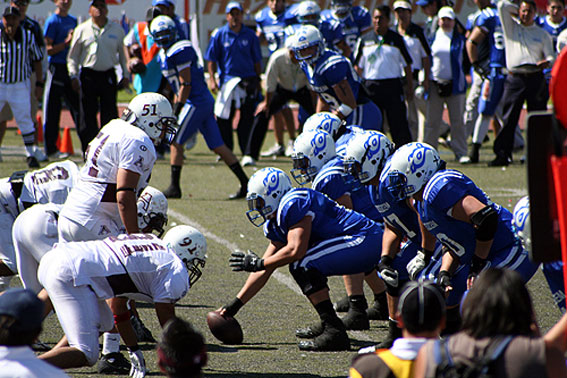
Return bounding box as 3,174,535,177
137,186,168,237
297,1,321,25
149,15,177,48
163,225,208,286
291,25,325,65
343,131,394,184
123,93,178,146
290,129,335,185
290,153,315,185
245,168,293,227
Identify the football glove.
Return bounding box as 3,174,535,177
406,249,432,280
468,255,488,281
377,255,399,288
229,250,265,272
438,270,452,292
127,346,146,378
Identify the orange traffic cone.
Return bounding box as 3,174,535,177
60,127,74,156
55,131,61,150
36,114,43,143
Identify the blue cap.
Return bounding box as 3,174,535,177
0,289,44,332
152,0,176,6
225,1,243,13
416,0,434,6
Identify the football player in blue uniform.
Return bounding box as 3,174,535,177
321,0,372,53
290,26,382,132
285,1,350,56
512,196,565,313
291,130,393,333
343,136,444,347
221,167,384,351
467,0,509,163
301,112,362,157
256,0,289,53
150,16,249,200
537,0,567,52
382,142,539,332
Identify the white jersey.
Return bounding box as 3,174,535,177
59,119,157,229
19,160,79,206
43,233,189,303
0,178,19,219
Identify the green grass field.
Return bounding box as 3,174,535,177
0,127,561,378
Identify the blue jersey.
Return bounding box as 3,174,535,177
43,13,77,64
174,15,190,41
418,170,517,265
159,40,213,105
204,24,262,86
321,6,372,51
301,49,362,110
335,125,364,156
475,7,506,68
255,6,289,53
312,156,382,222
284,19,345,51
264,188,377,247
537,15,567,48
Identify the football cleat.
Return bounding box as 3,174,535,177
97,352,131,375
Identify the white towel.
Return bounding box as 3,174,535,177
214,77,246,120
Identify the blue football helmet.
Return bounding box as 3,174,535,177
246,168,293,227
291,129,336,185
149,15,177,48
343,130,395,184
383,142,442,200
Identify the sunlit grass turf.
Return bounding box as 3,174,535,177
0,127,560,377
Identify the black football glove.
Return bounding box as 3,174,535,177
229,250,265,272
438,270,452,292
377,255,399,288
472,61,490,79
468,255,488,281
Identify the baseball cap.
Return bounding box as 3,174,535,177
0,289,44,332
2,6,20,17
398,280,446,333
90,0,107,6
416,0,435,6
226,1,243,13
438,6,456,19
152,0,176,6
393,1,412,10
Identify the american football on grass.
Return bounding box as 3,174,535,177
206,311,243,344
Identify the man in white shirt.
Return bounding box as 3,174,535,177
0,288,69,378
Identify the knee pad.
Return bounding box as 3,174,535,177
289,265,328,296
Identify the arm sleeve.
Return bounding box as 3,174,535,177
497,0,518,39
67,26,82,77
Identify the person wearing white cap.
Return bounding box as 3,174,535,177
205,2,263,160
393,0,432,141
423,6,470,163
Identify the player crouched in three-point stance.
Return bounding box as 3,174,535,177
149,15,249,200
221,167,383,351
36,225,207,377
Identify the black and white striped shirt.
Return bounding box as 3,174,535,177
0,24,43,83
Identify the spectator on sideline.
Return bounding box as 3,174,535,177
0,289,69,378
43,0,80,160
414,268,567,378
67,0,129,153
422,7,469,163
348,281,446,378
537,0,567,54
0,6,44,168
489,0,554,166
152,0,190,41
354,5,413,147
205,2,262,156
157,317,207,378
393,0,431,142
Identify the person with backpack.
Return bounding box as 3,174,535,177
413,268,567,378
348,280,446,378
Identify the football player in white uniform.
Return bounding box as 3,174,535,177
58,92,176,242
37,225,207,377
0,160,79,291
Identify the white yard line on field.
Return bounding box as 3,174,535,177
168,208,374,342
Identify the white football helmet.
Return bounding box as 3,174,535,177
246,167,293,227
122,92,177,145
383,142,442,200
291,129,336,185
149,15,177,48
331,0,353,15
163,225,207,286
290,24,325,65
303,112,343,139
137,186,168,237
512,196,531,253
296,1,321,25
343,131,395,184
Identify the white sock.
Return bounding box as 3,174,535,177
102,332,120,355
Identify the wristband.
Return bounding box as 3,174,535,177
379,255,394,267
337,104,354,117
223,297,244,317
116,187,136,193
419,247,434,262
35,81,44,88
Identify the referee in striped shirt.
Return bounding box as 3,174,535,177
0,6,44,167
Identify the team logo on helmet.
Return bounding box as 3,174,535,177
407,143,428,173
311,130,329,157
263,168,282,197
